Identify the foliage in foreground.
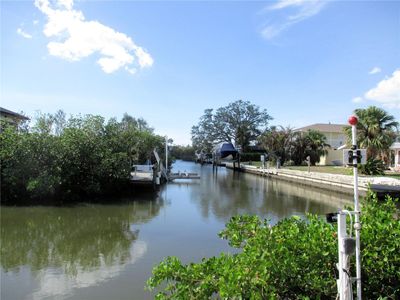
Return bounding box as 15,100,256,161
147,192,400,299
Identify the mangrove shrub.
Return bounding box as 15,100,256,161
0,112,164,203
147,192,400,299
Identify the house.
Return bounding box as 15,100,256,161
295,123,347,165
390,142,400,171
0,107,29,128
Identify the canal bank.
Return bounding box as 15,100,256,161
225,162,400,198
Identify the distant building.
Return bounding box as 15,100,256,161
0,107,29,128
295,123,347,166
390,142,400,171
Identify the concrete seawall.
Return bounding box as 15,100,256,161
225,163,400,197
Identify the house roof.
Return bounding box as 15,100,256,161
0,107,29,120
390,142,400,150
294,123,346,134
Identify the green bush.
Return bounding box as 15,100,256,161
358,158,386,175
147,192,400,299
360,191,400,298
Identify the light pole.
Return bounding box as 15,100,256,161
348,115,362,300
336,116,364,300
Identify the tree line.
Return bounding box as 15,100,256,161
1,103,398,203
191,100,398,167
0,111,165,203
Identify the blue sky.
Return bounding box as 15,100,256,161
1,0,399,145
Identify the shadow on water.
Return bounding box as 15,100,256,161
2,187,163,207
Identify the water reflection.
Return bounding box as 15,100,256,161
1,198,164,299
30,241,147,300
184,164,352,223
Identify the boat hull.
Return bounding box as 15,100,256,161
214,143,238,160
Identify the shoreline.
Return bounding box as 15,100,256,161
225,162,400,198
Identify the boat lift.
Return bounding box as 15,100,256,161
130,138,200,185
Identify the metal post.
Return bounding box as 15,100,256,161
351,124,362,300
165,136,168,173
338,212,352,300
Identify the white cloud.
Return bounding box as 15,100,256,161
352,96,363,104
125,67,137,75
262,23,289,40
260,0,327,40
34,0,153,74
269,0,311,10
368,67,381,75
17,28,33,39
364,69,400,108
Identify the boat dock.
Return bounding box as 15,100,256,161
130,149,200,186
130,167,200,185
130,165,155,184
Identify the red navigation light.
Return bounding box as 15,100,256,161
348,115,358,126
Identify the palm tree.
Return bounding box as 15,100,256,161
345,106,398,164
290,130,330,166
291,131,309,165
304,130,330,166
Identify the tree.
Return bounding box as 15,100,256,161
191,109,215,153
304,129,330,166
191,100,272,152
170,145,195,161
259,127,329,166
345,106,398,164
259,126,294,165
290,132,308,165
290,130,330,166
121,113,153,133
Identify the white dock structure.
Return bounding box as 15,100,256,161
130,165,154,183
168,172,200,181
130,165,155,184
130,148,200,186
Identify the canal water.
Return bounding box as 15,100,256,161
1,161,352,300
